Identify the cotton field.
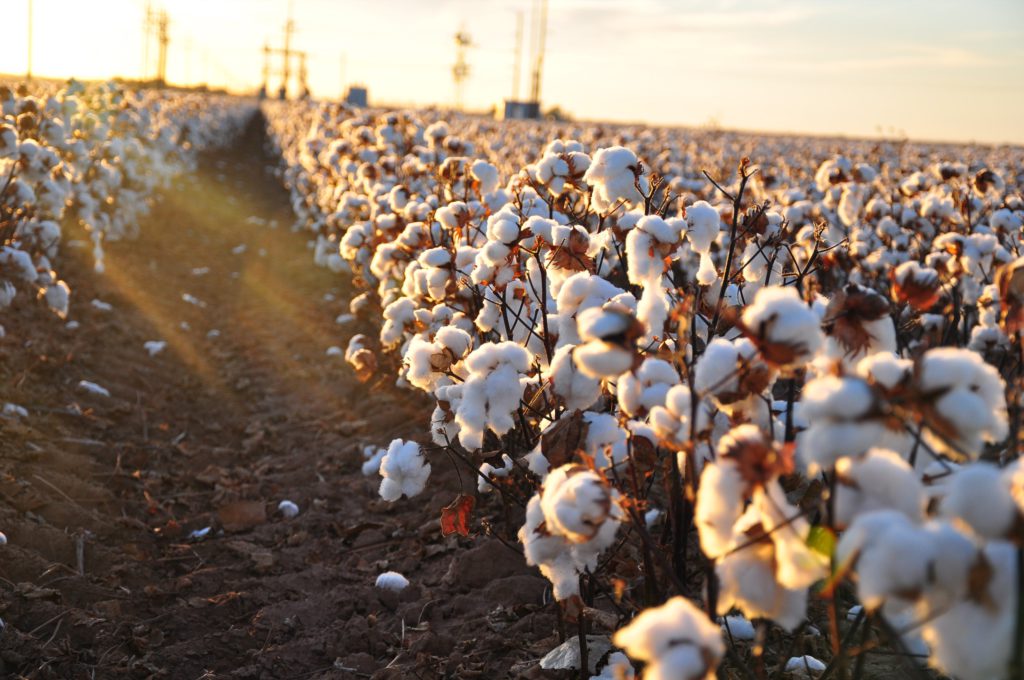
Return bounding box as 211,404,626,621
262,98,1024,679
1,50,1022,680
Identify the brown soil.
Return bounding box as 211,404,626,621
0,116,559,679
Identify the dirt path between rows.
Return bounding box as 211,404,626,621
0,116,557,680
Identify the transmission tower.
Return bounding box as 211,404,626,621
529,0,548,104
452,29,472,110
156,10,169,85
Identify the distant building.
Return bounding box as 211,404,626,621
498,99,541,120
345,86,369,108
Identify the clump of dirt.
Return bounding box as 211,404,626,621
0,116,564,679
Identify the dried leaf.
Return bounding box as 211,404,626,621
440,493,475,537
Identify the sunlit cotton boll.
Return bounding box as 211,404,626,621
375,571,409,592
583,146,648,214
277,500,300,518
613,596,724,680
378,438,431,502
740,286,823,371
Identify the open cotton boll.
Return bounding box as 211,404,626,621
378,438,431,502
375,571,409,592
617,357,680,417
478,454,514,493
143,340,167,357
833,448,926,528
519,493,581,599
784,656,826,679
581,412,628,468
919,540,1015,680
549,344,602,410
740,286,823,371
649,384,707,450
277,500,299,518
583,146,648,214
454,342,532,450
916,347,1008,458
836,511,934,612
684,201,720,254
695,459,745,558
613,596,723,680
715,529,809,631
361,445,387,476
539,465,621,543
797,375,889,472
470,159,499,195
42,280,70,318
589,651,634,680
939,463,1019,539
573,304,641,379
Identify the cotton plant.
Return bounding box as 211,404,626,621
262,99,1024,679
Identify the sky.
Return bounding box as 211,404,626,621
1,0,1022,145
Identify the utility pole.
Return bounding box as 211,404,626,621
529,0,548,104
143,2,153,80
452,29,472,111
156,10,169,85
280,1,295,100
512,11,523,100
26,0,33,80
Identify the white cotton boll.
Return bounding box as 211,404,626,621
695,460,745,558
77,380,110,397
378,438,431,502
939,463,1018,539
694,338,739,398
637,278,670,342
582,412,628,468
375,571,409,592
325,345,344,357
455,342,532,450
478,454,514,493
920,541,1015,680
470,159,499,195
722,615,755,641
613,596,723,680
540,465,621,543
361,445,387,476
519,494,581,600
784,656,826,678
144,340,167,357
549,345,602,411
617,357,680,417
917,347,1008,458
2,403,28,419
854,352,911,391
696,252,717,285
90,298,113,311
590,651,635,680
836,511,933,612
797,375,885,472
574,341,634,379
741,286,823,370
833,448,926,528
277,500,299,518
710,553,790,630
583,146,647,213
43,280,70,319
685,201,720,254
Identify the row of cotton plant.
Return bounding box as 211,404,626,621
0,80,253,336
264,98,1024,680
